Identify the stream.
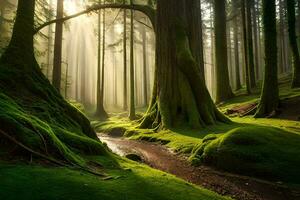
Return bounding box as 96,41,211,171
98,134,300,200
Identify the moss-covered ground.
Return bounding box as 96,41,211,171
0,155,229,200
93,76,300,185
0,67,228,200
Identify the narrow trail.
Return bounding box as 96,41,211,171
99,134,300,200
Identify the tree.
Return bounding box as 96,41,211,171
140,0,229,129
251,0,260,80
214,0,234,103
241,0,251,94
255,0,279,117
123,3,128,111
129,0,136,120
0,0,105,166
142,22,148,106
233,0,242,91
245,0,256,88
36,0,229,129
286,0,300,88
52,0,64,92
95,4,108,119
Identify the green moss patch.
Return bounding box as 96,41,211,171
0,158,229,200
0,93,106,166
189,126,300,183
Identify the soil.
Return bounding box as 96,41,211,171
99,134,300,200
278,96,300,121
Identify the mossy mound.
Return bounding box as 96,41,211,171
0,62,106,167
189,126,300,183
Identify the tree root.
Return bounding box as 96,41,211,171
0,129,112,179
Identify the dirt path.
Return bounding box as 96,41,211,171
99,134,300,200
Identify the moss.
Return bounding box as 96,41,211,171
0,157,229,200
0,93,107,165
189,126,300,183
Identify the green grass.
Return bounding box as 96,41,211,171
0,157,229,200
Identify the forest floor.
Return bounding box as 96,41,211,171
99,134,300,200
0,156,228,200
93,76,300,200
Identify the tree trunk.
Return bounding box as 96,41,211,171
123,7,128,111
139,0,229,129
96,8,108,119
210,2,215,99
245,0,256,88
252,0,260,80
1,0,35,65
0,0,102,164
129,1,136,120
287,0,300,88
255,0,279,117
241,0,251,94
256,0,263,80
46,0,53,80
52,0,63,92
142,23,148,106
0,3,6,51
214,0,234,103
233,12,241,90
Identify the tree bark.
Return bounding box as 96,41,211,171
52,0,64,92
140,0,229,129
255,0,279,117
0,0,101,163
287,0,300,88
214,0,234,103
233,11,241,91
245,0,256,88
96,6,108,119
142,22,148,106
241,0,251,94
129,0,136,120
123,7,128,111
1,0,35,65
251,0,260,80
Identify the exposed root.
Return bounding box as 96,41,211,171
0,129,111,179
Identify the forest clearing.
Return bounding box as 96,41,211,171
0,0,300,200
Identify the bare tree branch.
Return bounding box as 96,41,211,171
34,3,156,34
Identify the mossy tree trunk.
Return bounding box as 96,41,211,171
0,0,104,165
255,0,279,117
214,0,234,103
286,0,300,88
52,0,64,92
1,0,35,65
140,0,229,129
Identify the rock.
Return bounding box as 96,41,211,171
125,153,142,162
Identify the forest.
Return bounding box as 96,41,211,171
0,0,300,199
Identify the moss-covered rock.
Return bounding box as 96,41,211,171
189,126,300,183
